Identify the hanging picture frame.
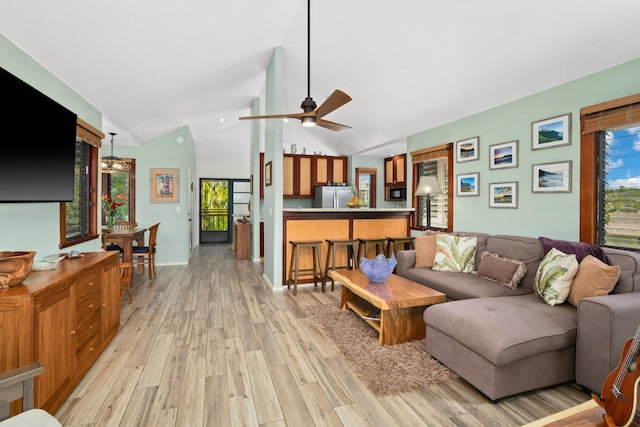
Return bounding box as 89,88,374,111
150,168,179,203
489,181,518,208
532,161,572,193
456,137,479,162
457,173,479,196
265,161,272,186
489,140,518,170
532,113,571,150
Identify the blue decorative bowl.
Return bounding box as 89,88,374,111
360,252,396,283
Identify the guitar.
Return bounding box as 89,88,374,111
595,323,640,427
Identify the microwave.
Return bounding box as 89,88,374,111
389,187,406,200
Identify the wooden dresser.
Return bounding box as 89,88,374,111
0,251,120,414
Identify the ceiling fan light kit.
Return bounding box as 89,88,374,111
239,0,351,131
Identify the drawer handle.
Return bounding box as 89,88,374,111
89,303,94,309
70,330,76,335
102,303,106,307
88,281,94,286
89,347,94,352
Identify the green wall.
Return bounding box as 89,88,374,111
0,34,102,256
0,35,196,265
408,57,640,240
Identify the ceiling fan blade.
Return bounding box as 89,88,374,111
314,90,352,120
239,112,305,121
316,118,352,132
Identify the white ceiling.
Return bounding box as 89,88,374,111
2,1,640,162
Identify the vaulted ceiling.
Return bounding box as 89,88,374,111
2,1,639,163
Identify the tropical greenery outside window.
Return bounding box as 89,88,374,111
101,159,136,225
410,143,453,231
580,93,640,250
596,125,640,249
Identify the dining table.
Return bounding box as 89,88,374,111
105,227,148,274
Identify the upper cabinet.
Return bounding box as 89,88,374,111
384,154,406,186
313,155,347,186
283,154,314,198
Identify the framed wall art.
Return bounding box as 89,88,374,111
456,137,479,162
532,113,571,150
265,161,272,186
150,168,179,203
457,173,479,196
489,140,518,170
532,161,572,193
489,181,518,208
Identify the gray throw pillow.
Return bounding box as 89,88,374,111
475,251,527,289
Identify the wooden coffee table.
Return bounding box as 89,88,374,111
330,269,446,345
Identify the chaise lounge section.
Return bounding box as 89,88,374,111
395,233,640,401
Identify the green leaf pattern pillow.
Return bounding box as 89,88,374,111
433,234,477,273
534,247,579,306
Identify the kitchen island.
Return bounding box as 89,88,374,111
282,208,414,285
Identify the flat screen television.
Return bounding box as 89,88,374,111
0,66,78,202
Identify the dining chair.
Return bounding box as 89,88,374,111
102,229,123,253
132,222,160,280
113,221,137,230
119,262,133,304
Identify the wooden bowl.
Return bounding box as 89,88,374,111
0,251,36,288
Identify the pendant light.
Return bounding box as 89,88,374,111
101,132,130,173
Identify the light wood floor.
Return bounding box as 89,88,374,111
54,244,590,426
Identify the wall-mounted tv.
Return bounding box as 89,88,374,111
0,66,78,202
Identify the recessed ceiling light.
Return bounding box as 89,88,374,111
219,117,225,122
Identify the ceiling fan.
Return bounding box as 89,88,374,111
239,0,352,131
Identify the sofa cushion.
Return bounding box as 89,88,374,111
567,255,620,307
534,248,579,306
433,234,477,273
424,293,577,366
475,251,527,289
487,235,545,290
415,235,437,268
403,267,532,300
539,236,611,265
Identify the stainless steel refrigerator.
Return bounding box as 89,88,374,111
313,186,353,208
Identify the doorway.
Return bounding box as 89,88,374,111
199,178,250,243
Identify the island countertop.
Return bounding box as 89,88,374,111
281,208,414,285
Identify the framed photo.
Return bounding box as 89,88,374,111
532,161,572,193
489,181,518,208
489,140,518,170
456,137,479,162
532,113,571,150
457,173,479,196
150,168,179,203
265,161,272,186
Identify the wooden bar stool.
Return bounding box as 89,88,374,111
287,240,324,296
357,238,387,261
324,238,358,291
386,236,415,257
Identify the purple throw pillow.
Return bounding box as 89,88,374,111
538,236,611,265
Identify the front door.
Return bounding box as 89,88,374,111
200,179,229,243
199,178,250,244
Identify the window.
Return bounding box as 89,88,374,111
101,159,136,225
580,93,640,250
410,143,453,231
596,125,640,249
59,119,103,248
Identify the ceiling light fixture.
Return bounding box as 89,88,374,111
101,132,130,173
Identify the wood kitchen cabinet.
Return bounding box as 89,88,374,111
283,154,313,198
313,155,347,186
384,154,406,186
0,251,120,415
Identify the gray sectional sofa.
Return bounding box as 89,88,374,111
395,233,640,401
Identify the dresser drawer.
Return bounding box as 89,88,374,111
76,332,101,376
76,271,101,301
76,288,101,321
76,310,101,350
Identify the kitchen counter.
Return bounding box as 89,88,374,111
281,208,414,285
